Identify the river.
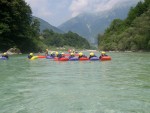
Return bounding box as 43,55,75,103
0,52,150,113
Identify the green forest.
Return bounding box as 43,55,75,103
98,0,150,51
0,0,90,53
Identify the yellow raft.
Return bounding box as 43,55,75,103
30,56,38,60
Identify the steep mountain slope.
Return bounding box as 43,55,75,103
59,4,138,44
33,16,64,33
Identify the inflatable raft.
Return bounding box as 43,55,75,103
30,56,38,60
69,57,78,61
54,57,69,61
0,57,8,60
38,55,46,58
79,57,89,61
100,56,111,61
46,55,54,59
89,56,99,61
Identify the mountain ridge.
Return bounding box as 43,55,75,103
58,2,140,44
32,16,64,34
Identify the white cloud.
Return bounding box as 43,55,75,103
69,0,142,17
69,0,88,17
25,0,142,26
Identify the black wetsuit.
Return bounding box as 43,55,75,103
79,55,87,58
99,54,107,59
28,55,33,59
69,55,75,59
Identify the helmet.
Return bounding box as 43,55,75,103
101,51,106,54
72,49,75,52
3,52,7,55
79,52,83,56
55,52,58,55
90,52,94,56
30,53,33,56
61,52,64,55
50,52,53,54
70,52,74,55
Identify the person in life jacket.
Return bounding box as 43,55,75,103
28,53,33,59
50,52,55,57
69,52,75,59
78,52,87,58
55,51,59,57
57,52,65,58
2,52,9,59
89,52,96,59
99,51,108,59
45,49,49,56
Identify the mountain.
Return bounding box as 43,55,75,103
58,2,139,45
33,16,64,34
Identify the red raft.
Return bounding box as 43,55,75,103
38,55,46,58
79,57,89,61
100,56,111,61
54,57,69,61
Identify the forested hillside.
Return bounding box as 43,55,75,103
0,0,90,53
59,5,133,44
41,29,90,49
98,0,150,51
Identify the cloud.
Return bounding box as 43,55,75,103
25,0,73,26
25,0,53,23
25,0,142,26
69,0,142,17
69,0,88,17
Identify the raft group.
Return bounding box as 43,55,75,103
28,50,111,61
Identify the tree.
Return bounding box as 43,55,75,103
0,0,32,51
30,19,40,37
98,0,150,51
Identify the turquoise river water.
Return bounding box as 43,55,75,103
0,52,150,113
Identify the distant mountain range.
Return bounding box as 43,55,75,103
58,3,139,44
32,16,64,34
33,1,140,45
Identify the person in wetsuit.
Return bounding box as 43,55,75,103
99,51,107,59
2,52,9,59
69,52,75,59
45,49,49,56
78,52,87,58
57,52,65,58
89,52,97,59
28,53,33,59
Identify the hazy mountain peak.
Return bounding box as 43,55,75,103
59,1,140,44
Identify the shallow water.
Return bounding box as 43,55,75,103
0,52,150,113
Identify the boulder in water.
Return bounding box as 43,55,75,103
7,48,22,55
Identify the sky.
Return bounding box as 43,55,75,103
25,0,142,27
